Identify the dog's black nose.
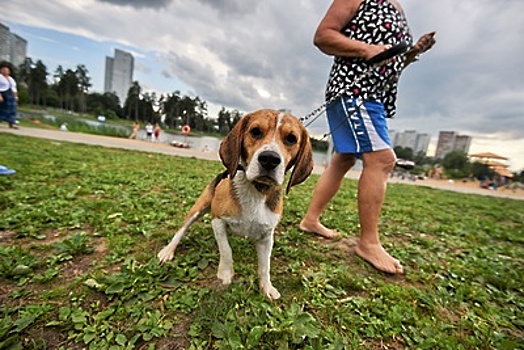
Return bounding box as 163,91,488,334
258,151,281,170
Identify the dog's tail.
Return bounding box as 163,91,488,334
157,171,229,263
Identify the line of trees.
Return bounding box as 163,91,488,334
11,58,522,181
13,57,242,136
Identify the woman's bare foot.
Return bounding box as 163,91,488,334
355,242,404,274
299,219,340,239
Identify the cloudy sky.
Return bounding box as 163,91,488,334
2,0,523,171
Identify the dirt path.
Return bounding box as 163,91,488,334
2,125,522,201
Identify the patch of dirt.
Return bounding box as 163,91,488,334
0,230,16,241
149,320,192,350
0,224,97,247
24,327,75,350
330,236,359,254
367,336,406,350
59,253,98,282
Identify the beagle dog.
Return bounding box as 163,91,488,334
158,109,313,300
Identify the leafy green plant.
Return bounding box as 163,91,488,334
54,231,94,258
0,246,40,280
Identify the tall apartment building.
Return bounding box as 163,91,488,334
389,129,431,156
104,49,134,106
435,131,472,159
0,22,27,67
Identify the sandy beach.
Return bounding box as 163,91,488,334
2,125,523,201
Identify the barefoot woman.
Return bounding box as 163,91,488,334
300,0,435,274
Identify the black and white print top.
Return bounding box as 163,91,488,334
325,0,413,118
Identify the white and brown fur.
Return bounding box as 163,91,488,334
158,109,313,300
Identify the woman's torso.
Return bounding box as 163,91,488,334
325,0,413,118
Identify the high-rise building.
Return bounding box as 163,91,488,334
0,22,27,67
389,129,431,156
435,131,472,159
104,49,134,106
0,23,10,62
413,133,430,155
454,135,472,154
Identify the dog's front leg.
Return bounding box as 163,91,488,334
212,218,234,285
256,233,281,300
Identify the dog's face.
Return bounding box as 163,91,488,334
219,109,313,193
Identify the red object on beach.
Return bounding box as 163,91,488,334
182,125,191,135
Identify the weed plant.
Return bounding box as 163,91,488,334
0,133,523,349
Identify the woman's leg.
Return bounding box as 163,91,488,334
300,152,356,238
355,148,403,274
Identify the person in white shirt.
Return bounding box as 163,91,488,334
145,122,153,141
0,61,18,129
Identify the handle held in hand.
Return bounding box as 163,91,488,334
368,42,410,64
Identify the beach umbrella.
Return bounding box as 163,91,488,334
469,152,508,160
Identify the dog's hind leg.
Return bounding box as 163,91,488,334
157,187,213,263
157,211,201,263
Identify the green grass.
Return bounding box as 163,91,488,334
17,108,131,138
0,133,523,349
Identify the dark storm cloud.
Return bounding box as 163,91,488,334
392,0,524,141
195,0,259,16
96,0,172,9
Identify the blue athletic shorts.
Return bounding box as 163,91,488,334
326,96,392,156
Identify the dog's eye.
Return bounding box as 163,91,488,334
250,127,263,139
284,133,297,145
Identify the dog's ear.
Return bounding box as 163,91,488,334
219,114,249,178
286,125,314,194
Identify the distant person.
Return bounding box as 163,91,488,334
129,121,140,139
153,123,161,142
0,61,19,129
145,122,153,142
299,0,436,274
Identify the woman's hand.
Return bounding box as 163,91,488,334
363,44,392,61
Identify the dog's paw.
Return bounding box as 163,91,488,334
157,246,175,263
217,267,234,285
261,284,281,300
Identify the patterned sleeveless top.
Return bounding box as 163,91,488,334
325,0,413,118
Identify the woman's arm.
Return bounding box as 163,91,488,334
314,0,390,60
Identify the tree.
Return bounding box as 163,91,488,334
217,107,232,135
514,170,524,183
57,69,80,111
442,151,470,178
141,92,158,123
393,146,414,161
53,65,65,108
162,91,182,129
86,92,122,119
231,110,242,129
16,58,32,87
16,58,48,106
76,64,91,113
124,81,141,120
31,60,49,106
470,161,495,181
